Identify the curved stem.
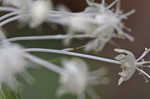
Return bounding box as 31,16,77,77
0,7,18,12
136,67,150,78
0,15,20,26
24,53,64,74
136,48,150,62
24,48,120,65
120,10,135,19
138,61,150,65
0,11,19,21
8,34,92,42
107,0,118,9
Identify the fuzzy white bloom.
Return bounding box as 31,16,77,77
29,0,52,28
1,0,52,28
67,16,96,34
0,42,28,89
114,48,150,85
17,0,52,28
65,14,116,51
92,6,135,42
64,0,134,51
85,0,134,51
58,59,109,99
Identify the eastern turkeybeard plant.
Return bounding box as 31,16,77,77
0,0,149,99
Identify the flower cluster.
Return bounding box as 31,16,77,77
0,0,149,99
62,0,135,51
0,0,135,51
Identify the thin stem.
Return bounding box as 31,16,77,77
138,61,150,65
115,0,120,14
24,48,120,65
0,15,20,26
136,67,150,78
24,53,64,74
136,48,150,62
49,10,95,18
115,26,134,42
0,7,18,12
62,45,85,51
120,10,135,19
107,0,118,9
8,34,92,42
0,11,19,21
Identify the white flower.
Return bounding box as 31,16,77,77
114,48,150,85
66,14,116,51
85,0,135,51
64,0,134,51
18,0,52,28
1,0,52,28
92,5,135,42
67,16,96,34
57,59,109,99
0,42,28,89
29,0,52,28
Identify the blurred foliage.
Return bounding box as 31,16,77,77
0,84,21,99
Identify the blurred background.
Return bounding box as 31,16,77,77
2,0,150,99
